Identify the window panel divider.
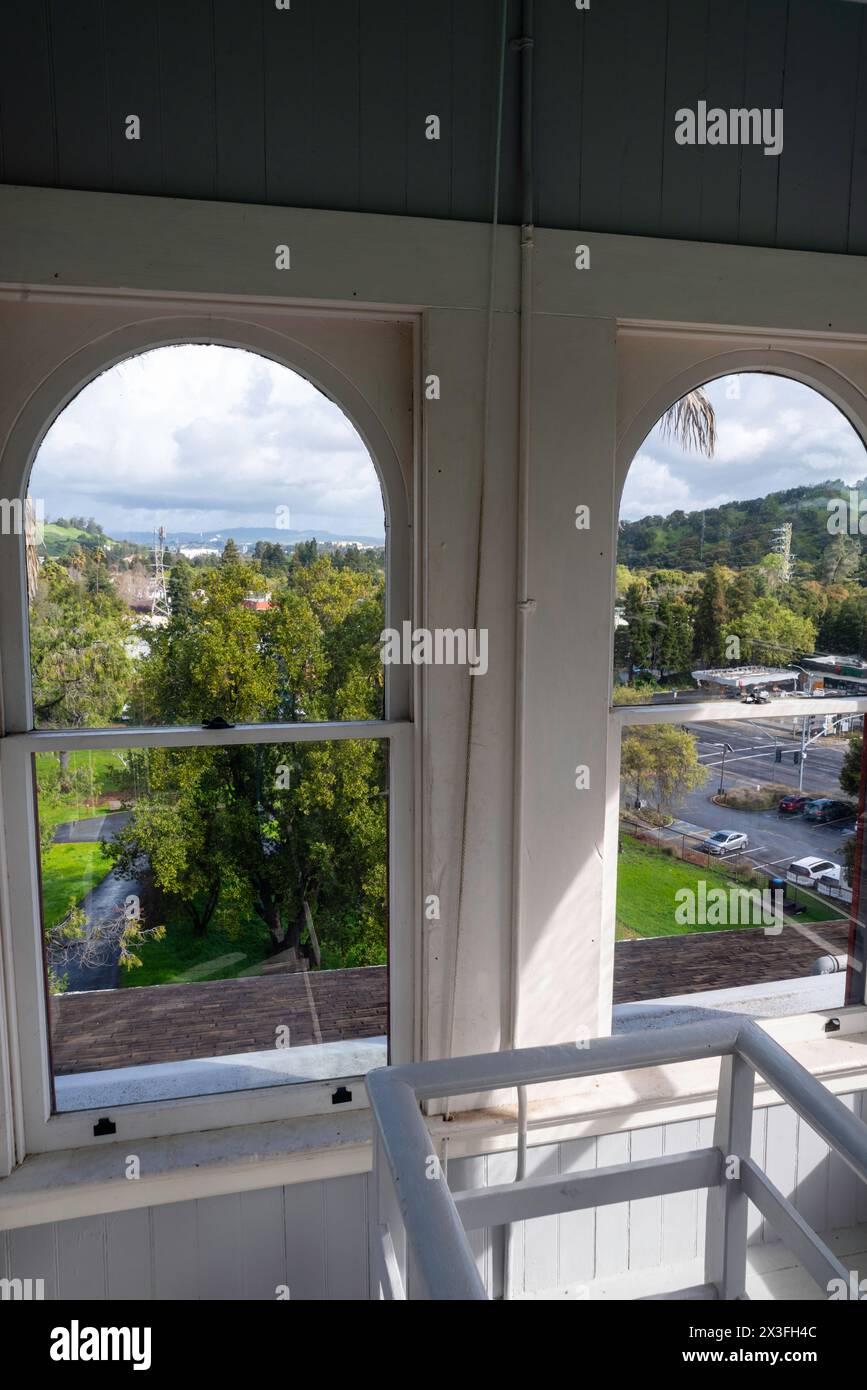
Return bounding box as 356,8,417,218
6,718,410,753
612,697,867,728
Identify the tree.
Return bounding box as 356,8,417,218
840,733,863,799
822,533,861,585
660,388,717,457
692,564,729,667
29,561,133,729
221,537,241,565
166,553,194,622
655,596,693,678
623,580,653,681
737,597,816,665
621,725,707,813
117,554,387,961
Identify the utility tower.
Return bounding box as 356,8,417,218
771,522,793,581
151,526,171,618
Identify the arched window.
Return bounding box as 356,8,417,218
4,341,412,1147
610,372,867,1015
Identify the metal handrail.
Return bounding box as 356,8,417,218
368,1017,867,1301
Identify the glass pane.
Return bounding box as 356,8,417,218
36,739,388,1109
615,716,863,1012
613,372,867,707
26,344,386,729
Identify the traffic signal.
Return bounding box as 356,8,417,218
775,748,782,763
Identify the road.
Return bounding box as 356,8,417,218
51,811,137,991
647,717,855,878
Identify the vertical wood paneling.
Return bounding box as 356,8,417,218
104,3,162,194
106,1207,153,1300
324,1173,368,1300
448,1154,492,1292
8,1221,58,1299
0,0,56,185
533,0,584,231
284,1178,326,1300
594,1131,630,1279
519,1142,559,1294
240,1187,287,1300
762,1102,798,1244
312,0,361,212
450,0,504,223
405,2,452,218
699,0,747,246
737,0,787,248
55,1215,107,1299
151,1199,198,1300
776,0,862,254
660,0,710,242
48,0,111,192
358,0,407,216
158,0,217,200
849,9,867,254
558,1135,597,1288
827,1095,859,1231
662,1120,700,1264
628,1125,664,1270
262,0,314,208
793,1114,830,1235
579,0,668,238
747,1104,767,1245
196,1193,243,1300
213,0,266,203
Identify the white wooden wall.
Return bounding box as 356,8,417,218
3,1093,865,1300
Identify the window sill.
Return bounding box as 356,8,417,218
3,1010,865,1231
0,1106,373,1231
55,1037,387,1110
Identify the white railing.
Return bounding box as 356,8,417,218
368,1017,867,1300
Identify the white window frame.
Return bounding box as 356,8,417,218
603,694,867,1019
0,319,418,1160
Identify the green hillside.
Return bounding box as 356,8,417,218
619,478,867,576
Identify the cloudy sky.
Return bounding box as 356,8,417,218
621,372,867,521
30,345,386,539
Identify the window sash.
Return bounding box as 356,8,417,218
603,694,867,1019
0,718,415,1156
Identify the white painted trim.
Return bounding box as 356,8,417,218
0,302,417,1158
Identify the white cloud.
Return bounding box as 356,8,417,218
30,345,385,539
620,373,867,520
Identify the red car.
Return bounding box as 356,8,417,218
778,794,809,815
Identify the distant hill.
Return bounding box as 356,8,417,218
619,478,867,573
40,522,107,558
120,527,384,550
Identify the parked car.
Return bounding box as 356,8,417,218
698,829,749,856
778,794,809,815
787,856,842,885
802,798,857,826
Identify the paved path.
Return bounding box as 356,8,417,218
52,811,131,844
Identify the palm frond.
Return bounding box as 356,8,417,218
660,389,717,458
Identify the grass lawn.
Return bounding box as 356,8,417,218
35,749,136,832
616,837,847,940
40,842,112,928
120,908,273,988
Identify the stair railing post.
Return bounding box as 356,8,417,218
705,1050,755,1299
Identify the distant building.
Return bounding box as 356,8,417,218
691,666,798,697
243,592,272,611
796,654,867,695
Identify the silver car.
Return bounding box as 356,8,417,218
700,829,749,856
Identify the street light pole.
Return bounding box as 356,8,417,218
718,742,734,797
